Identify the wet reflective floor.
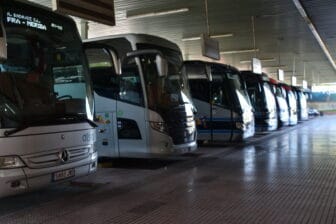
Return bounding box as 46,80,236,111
1,116,336,223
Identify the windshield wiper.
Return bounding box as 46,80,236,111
4,124,29,137
4,114,97,137
55,114,98,128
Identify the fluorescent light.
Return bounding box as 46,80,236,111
220,49,259,54
240,60,251,64
260,58,276,62
182,37,202,41
127,8,189,19
182,33,233,42
240,58,276,64
210,33,234,38
263,65,287,69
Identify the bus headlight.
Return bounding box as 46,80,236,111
236,122,246,131
0,156,25,169
150,121,169,134
242,111,252,123
89,146,97,161
91,152,98,161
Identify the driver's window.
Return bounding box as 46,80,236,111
120,57,144,106
85,48,118,99
210,66,230,108
139,55,161,110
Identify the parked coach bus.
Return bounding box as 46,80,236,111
240,71,278,132
184,61,255,143
279,83,298,125
268,78,289,127
0,0,97,197
84,34,197,158
292,86,308,121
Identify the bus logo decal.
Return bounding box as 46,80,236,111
59,150,70,163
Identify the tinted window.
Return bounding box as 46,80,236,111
86,48,118,99
120,57,144,106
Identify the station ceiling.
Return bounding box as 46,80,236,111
30,0,336,86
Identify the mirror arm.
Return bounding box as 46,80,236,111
0,15,7,61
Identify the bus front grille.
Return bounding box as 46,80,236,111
164,105,197,145
22,147,90,168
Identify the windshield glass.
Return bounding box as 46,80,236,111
274,86,284,98
299,92,307,109
263,82,276,111
246,81,264,112
0,5,93,128
136,44,192,112
226,72,252,111
288,90,297,109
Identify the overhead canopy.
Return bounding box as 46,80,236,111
30,0,336,85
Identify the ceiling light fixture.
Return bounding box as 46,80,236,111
220,49,259,54
182,37,202,41
260,58,276,62
182,33,233,42
127,8,189,20
240,58,276,64
210,33,234,38
263,65,287,69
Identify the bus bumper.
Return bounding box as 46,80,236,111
0,154,97,198
0,168,28,198
172,141,198,154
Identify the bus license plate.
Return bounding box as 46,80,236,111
53,169,75,181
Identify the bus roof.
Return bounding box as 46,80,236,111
240,70,270,82
84,33,180,53
184,60,239,73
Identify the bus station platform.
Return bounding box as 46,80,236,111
0,115,335,224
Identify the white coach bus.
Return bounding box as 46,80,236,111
0,0,97,197
85,34,197,158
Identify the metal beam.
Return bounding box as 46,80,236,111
292,0,336,73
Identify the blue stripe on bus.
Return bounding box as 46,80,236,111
198,129,243,134
196,117,241,122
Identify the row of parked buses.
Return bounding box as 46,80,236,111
185,62,309,145
0,0,309,198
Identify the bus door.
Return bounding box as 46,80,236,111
117,55,147,157
85,47,119,157
86,46,148,157
186,63,212,141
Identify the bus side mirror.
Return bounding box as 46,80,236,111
109,49,121,75
205,65,212,82
0,31,7,61
156,54,168,77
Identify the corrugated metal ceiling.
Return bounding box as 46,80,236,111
28,0,336,85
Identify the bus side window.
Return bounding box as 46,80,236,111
86,48,118,99
189,79,210,103
210,66,230,109
119,57,144,106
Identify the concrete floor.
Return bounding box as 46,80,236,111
1,115,335,224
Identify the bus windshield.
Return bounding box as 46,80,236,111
226,72,252,111
263,82,277,111
0,5,93,128
136,44,192,112
288,90,297,109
